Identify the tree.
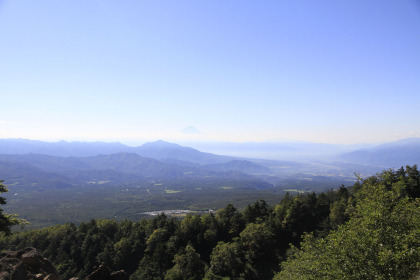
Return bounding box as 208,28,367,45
216,204,244,241
164,245,206,280
0,180,25,235
239,223,276,279
243,200,270,224
205,241,245,279
275,168,420,280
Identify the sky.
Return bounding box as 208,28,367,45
0,0,419,145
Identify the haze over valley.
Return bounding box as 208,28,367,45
1,137,418,228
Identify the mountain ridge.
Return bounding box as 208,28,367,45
337,138,420,167
0,137,419,171
0,152,269,190
136,140,234,165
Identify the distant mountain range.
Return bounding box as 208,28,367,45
0,139,233,165
0,139,274,190
136,140,234,164
1,137,419,165
337,138,420,168
0,139,134,157
0,138,419,190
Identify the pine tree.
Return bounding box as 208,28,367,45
0,180,26,235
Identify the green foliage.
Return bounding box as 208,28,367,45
276,165,420,280
165,245,206,280
206,241,245,279
2,166,419,279
0,184,349,279
0,180,26,235
242,200,270,224
239,223,276,279
215,204,245,241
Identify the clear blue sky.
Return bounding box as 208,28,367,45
1,0,419,145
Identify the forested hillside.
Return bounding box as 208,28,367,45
275,165,420,280
1,166,419,279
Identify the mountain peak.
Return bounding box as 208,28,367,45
136,140,231,164
141,140,183,149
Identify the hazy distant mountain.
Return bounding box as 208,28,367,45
337,138,420,167
0,160,72,188
0,139,134,157
161,158,203,169
0,153,186,179
0,138,418,169
2,138,414,195
136,140,234,165
204,160,272,174
0,139,234,165
182,141,363,160
0,152,257,188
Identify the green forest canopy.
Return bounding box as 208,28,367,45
1,165,419,279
